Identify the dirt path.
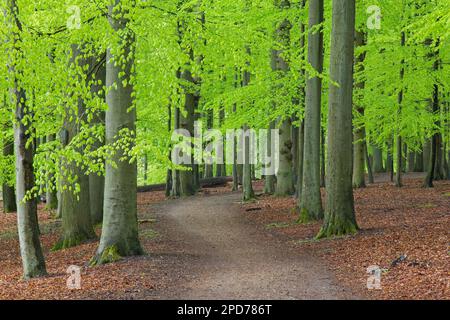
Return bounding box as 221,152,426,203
145,192,358,300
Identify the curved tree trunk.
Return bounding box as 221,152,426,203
8,0,46,278
91,1,143,265
317,0,358,238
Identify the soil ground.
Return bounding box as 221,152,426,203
0,173,448,299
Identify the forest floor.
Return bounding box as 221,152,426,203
0,173,448,299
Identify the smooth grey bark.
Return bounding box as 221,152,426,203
179,68,197,196
2,128,16,213
264,121,276,194
165,105,172,197
91,1,143,265
353,127,366,188
299,0,324,221
8,0,46,278
216,108,226,177
320,127,326,188
395,32,406,188
296,121,305,198
272,1,294,197
88,55,106,224
275,119,295,196
171,79,181,197
424,62,440,187
423,139,431,173
434,133,444,180
364,137,374,184
372,145,384,172
317,0,358,238
295,1,306,199
54,45,96,250
407,151,415,172
414,151,424,172
242,125,255,201
204,109,214,178
352,31,366,188
45,134,58,211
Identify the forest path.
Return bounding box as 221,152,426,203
145,192,356,300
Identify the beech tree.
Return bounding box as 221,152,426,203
91,0,143,265
317,0,358,238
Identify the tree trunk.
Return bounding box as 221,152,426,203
179,68,197,197
317,0,358,238
275,118,295,196
395,32,406,188
8,0,47,278
352,30,366,188
423,38,441,187
54,45,96,250
45,134,58,211
88,55,106,224
395,136,403,187
414,151,424,172
2,130,16,213
242,126,254,201
204,109,214,178
91,1,143,265
372,145,384,172
320,127,326,188
353,127,366,188
296,121,305,198
364,137,374,184
407,151,415,172
299,0,324,221
216,108,226,177
264,121,276,194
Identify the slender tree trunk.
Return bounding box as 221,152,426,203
353,128,366,188
8,0,47,278
216,108,226,177
395,32,406,188
242,126,254,201
165,105,173,197
179,68,197,196
45,134,58,211
264,121,276,194
407,151,415,172
320,127,326,188
204,109,214,178
364,131,374,184
317,0,358,238
372,146,384,172
296,121,305,198
91,1,143,265
414,151,424,172
299,0,324,221
395,136,403,187
2,129,16,213
352,31,366,188
88,55,106,225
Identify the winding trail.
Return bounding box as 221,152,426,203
146,192,356,300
